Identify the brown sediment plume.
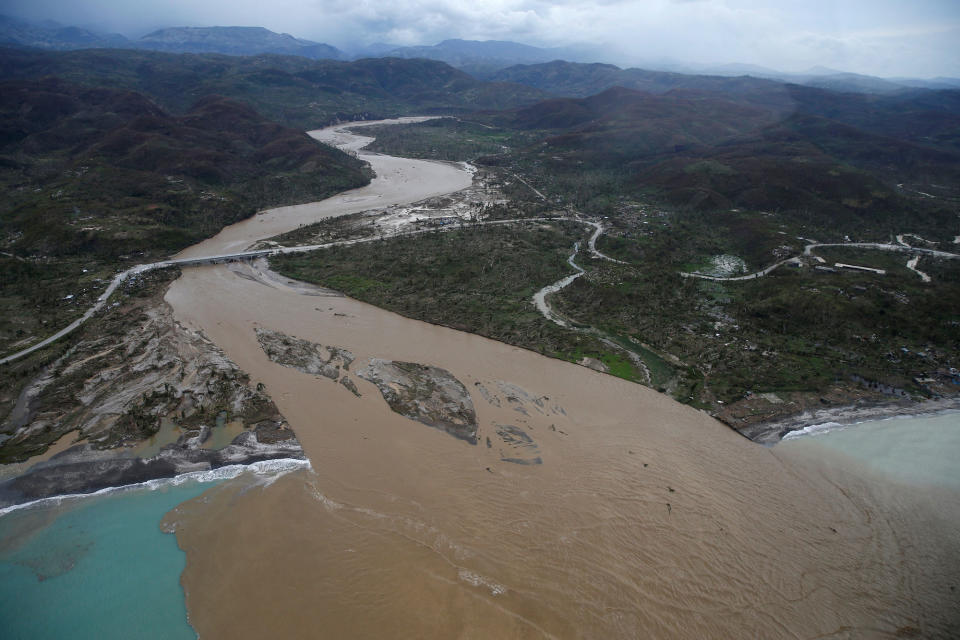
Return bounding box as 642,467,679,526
161,121,960,639
165,264,960,638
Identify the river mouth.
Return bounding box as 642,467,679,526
162,120,960,638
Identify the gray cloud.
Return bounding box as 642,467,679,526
4,0,959,77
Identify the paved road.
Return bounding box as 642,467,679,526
1,215,605,365
681,241,960,282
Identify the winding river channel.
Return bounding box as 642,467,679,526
157,120,960,638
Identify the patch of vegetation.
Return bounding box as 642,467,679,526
0,78,369,355
359,118,536,162
555,245,960,405
266,211,379,247
270,223,647,383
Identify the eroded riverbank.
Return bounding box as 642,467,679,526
159,121,960,638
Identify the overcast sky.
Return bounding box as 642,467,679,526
7,0,960,77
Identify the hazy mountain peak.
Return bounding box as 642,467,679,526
804,65,845,76
137,25,342,59
0,13,129,50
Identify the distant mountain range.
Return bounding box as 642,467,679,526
687,63,960,95
375,39,606,76
482,82,960,230
0,14,129,50
138,26,342,59
489,60,960,98
0,47,550,129
3,14,958,97
360,40,960,96
0,16,344,60
489,61,785,100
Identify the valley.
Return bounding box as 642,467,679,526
0,29,958,639
158,123,958,638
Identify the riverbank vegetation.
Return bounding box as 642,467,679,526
270,222,648,383
0,79,368,356
0,267,180,461
357,118,536,162
297,115,960,430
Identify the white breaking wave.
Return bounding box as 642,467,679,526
781,409,960,441
0,458,312,518
781,422,847,440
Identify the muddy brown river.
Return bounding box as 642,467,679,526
162,120,960,639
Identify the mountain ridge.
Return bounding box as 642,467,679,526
2,15,952,96
0,47,551,128
137,26,343,60
0,16,344,60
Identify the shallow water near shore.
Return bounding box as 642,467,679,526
779,410,960,490
0,482,209,640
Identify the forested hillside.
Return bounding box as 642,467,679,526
0,77,368,355
0,47,550,129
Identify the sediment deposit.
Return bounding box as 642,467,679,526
160,121,960,639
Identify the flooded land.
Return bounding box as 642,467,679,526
157,121,960,638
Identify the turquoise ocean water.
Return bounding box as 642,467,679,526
0,459,308,639
779,410,960,489
0,482,210,640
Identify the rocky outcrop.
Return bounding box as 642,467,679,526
358,359,478,443
339,376,361,397
254,329,477,443
494,424,542,465
256,328,354,380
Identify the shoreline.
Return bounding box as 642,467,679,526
744,395,960,445
0,457,311,518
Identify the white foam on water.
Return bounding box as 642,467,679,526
782,408,960,442
0,458,312,518
458,569,507,596
308,485,345,511
781,421,847,440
